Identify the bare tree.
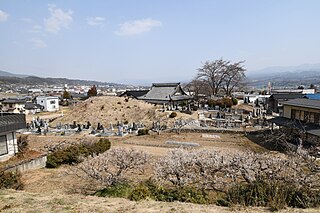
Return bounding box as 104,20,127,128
73,147,148,187
221,61,246,96
197,59,230,96
155,148,320,192
184,79,211,100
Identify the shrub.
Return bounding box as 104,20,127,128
169,112,177,118
46,139,111,168
124,120,129,125
17,135,28,153
94,183,132,198
129,183,151,201
137,129,149,136
232,97,238,105
207,99,216,108
224,180,320,210
0,171,23,190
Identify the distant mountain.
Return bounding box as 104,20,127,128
0,70,29,78
247,63,320,87
0,71,126,87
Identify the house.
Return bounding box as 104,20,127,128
0,113,26,161
119,90,149,99
24,102,43,115
1,98,26,114
139,83,193,107
269,98,320,145
268,93,304,113
36,96,59,112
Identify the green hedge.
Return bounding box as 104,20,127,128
46,138,111,168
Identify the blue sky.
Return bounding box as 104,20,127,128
1,0,320,85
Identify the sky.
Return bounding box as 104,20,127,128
1,0,320,85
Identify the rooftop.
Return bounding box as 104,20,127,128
282,98,320,110
0,113,26,133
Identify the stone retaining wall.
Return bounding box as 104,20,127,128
3,154,47,173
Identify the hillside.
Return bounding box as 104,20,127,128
0,71,125,87
247,63,320,87
51,96,196,128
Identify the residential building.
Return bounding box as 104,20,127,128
268,93,304,113
1,98,26,113
0,113,26,161
36,96,59,112
270,98,320,145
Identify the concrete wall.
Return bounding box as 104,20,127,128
4,155,47,173
0,131,18,162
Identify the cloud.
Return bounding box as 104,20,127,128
115,18,162,36
87,16,105,26
44,4,73,33
0,10,8,22
21,18,33,23
30,38,47,48
29,25,42,33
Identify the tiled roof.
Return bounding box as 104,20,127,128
1,98,26,104
119,90,149,98
282,98,320,110
270,93,304,100
140,83,191,102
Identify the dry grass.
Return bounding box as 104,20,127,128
50,96,196,128
1,189,319,213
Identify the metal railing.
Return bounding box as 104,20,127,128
0,113,26,133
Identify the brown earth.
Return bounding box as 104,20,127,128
49,96,197,128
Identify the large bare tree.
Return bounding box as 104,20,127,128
197,59,230,96
221,61,246,96
196,59,246,96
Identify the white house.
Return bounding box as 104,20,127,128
0,113,26,161
36,96,59,112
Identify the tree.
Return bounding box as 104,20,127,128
185,79,211,100
87,85,97,97
62,90,71,99
197,59,230,96
221,61,246,96
73,147,148,187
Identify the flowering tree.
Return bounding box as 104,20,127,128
74,147,148,187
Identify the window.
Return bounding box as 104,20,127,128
50,100,55,105
310,112,315,123
315,113,320,126
0,135,8,156
291,109,296,119
304,111,309,122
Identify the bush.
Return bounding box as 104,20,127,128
0,171,23,190
94,183,132,198
169,112,177,118
129,183,151,201
137,129,149,136
46,138,111,168
17,135,29,153
224,180,320,210
232,97,238,105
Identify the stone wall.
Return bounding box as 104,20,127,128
4,154,47,173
